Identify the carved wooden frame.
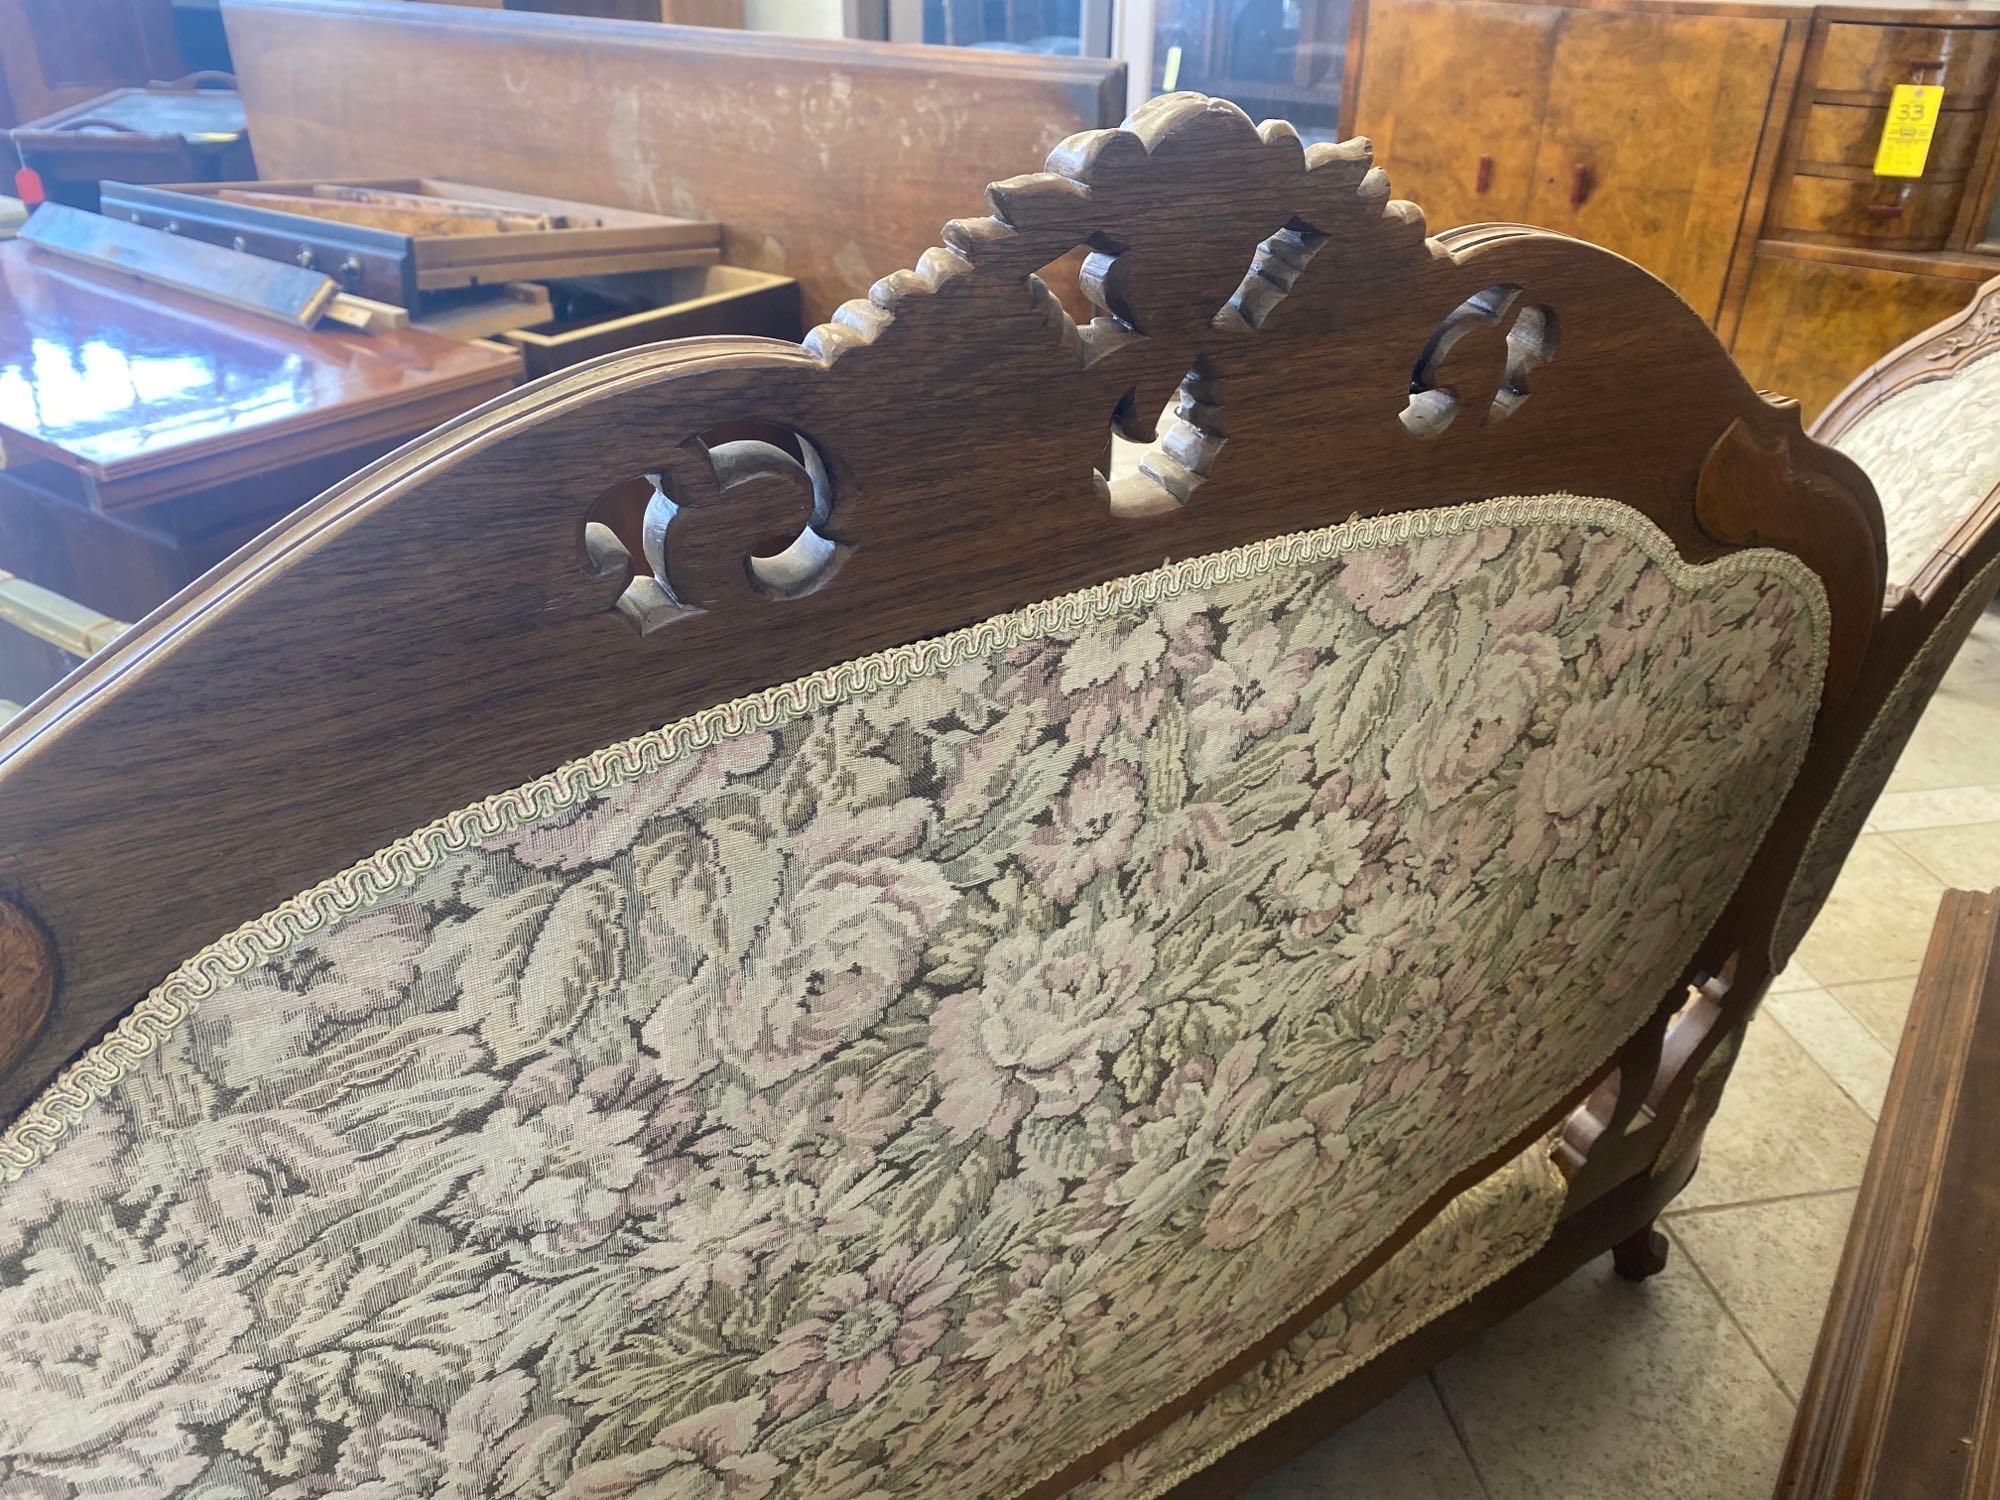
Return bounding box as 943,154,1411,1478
0,90,1894,1493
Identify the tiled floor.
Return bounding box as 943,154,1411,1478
1247,607,2000,1499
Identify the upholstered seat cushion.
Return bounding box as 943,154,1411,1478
1833,347,2000,589
1065,1134,1566,1497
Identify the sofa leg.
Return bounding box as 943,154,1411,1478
1612,1222,1670,1282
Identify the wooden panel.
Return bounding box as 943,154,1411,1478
1772,171,1967,247
1729,248,1978,420
1797,100,1983,174
1349,0,1559,229
220,0,1125,322
0,0,183,129
1524,10,1786,321
1813,20,2000,105
1778,887,2000,1500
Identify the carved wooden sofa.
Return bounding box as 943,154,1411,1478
0,93,1916,1496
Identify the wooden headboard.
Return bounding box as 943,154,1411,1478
220,0,1125,321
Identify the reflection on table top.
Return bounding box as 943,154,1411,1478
0,241,519,510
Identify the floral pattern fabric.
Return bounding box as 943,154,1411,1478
1064,1134,1565,1498
0,495,1826,1500
1833,346,2000,588
1772,552,2000,966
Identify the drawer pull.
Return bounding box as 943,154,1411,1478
1475,153,1493,194
1864,201,1906,220
1570,162,1592,209
1906,56,1946,72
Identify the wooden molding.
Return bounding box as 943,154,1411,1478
1778,887,2000,1499
1813,271,2000,448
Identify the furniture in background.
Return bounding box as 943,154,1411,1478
218,0,1126,322
8,73,252,211
1813,270,2000,593
0,238,521,701
0,571,124,723
0,90,1918,1494
1777,885,2000,1500
1336,0,2000,421
102,177,722,304
0,0,185,133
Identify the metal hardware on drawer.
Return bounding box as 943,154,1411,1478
1475,153,1493,193
1570,163,1593,209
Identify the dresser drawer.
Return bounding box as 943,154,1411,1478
1771,172,1965,248
1796,100,1983,176
1813,22,2000,104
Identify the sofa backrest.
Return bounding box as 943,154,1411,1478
0,93,1885,1498
1815,274,2000,594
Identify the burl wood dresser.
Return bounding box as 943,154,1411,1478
1341,0,2000,419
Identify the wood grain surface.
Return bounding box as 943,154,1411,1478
220,0,1126,322
1777,886,2000,1499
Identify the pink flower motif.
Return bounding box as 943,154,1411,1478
1020,758,1144,905
1202,1084,1361,1250
491,736,774,871
1337,526,1511,628
756,1241,968,1420
631,1184,784,1315
649,855,954,1088
958,1251,1113,1397
1395,632,1561,801
1506,694,1652,869
1264,773,1401,940
1185,623,1316,769
556,1398,780,1500
463,1054,697,1255
713,1073,914,1186
932,915,1156,1141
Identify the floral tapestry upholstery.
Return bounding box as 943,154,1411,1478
1833,347,2000,589
1065,1134,1565,1498
1772,552,2000,967
0,494,1826,1500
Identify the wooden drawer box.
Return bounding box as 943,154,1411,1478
1772,172,1966,248
101,178,720,306
1814,21,2000,103
1797,101,1983,175
498,266,801,379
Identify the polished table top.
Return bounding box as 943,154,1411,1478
0,240,520,511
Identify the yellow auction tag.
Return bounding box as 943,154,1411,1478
1874,84,1943,178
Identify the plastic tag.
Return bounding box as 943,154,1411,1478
1874,84,1943,179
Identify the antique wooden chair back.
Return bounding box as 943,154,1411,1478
0,95,1884,1497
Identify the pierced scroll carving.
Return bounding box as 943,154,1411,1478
1402,286,1558,438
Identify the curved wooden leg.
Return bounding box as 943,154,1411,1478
1612,1222,1670,1282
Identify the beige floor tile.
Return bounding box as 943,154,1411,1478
1244,1377,1482,1499
1435,1252,1795,1500
1667,1193,1855,1397
1882,711,1996,794
1889,822,2000,892
1828,977,1917,1052
1764,988,1895,1119
1792,835,1948,984
1865,784,2000,833
1674,1014,1876,1211
1767,960,1819,995
1944,614,2000,682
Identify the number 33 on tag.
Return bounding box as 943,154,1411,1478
1874,84,1943,178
